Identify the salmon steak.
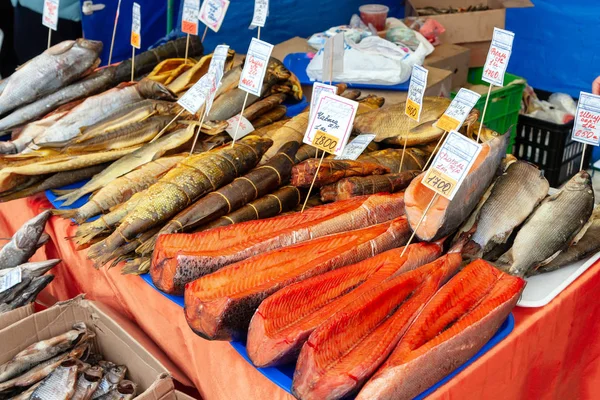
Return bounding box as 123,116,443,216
151,192,406,295
357,259,525,400
246,242,444,368
291,248,463,400
184,217,412,341
404,132,508,241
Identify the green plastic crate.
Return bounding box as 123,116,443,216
451,67,526,154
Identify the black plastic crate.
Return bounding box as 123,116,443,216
513,89,592,188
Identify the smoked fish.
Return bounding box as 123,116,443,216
184,216,412,340
292,159,390,188
320,171,419,202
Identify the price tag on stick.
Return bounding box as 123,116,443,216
131,2,141,49
405,65,429,122
435,88,481,132
199,0,230,32
178,73,214,114
238,38,274,97
335,134,376,160
309,82,337,122
322,33,345,83
303,93,358,156
250,0,269,28
204,44,229,116
42,0,60,31
422,131,482,200
572,92,600,146
182,0,201,35
482,28,514,87
226,115,255,139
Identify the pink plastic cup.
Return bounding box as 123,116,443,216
359,4,389,31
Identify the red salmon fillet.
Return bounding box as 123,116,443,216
247,242,444,368
291,250,463,400
357,259,524,400
184,217,412,341
151,193,405,295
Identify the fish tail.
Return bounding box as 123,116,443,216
51,188,74,196
51,208,78,219
135,234,158,256
87,231,125,265
55,190,83,206
73,226,105,247
0,141,17,154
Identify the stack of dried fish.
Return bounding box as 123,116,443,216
0,322,137,399
0,211,58,314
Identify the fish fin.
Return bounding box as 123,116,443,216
121,259,151,275
51,208,78,219
51,188,75,196
55,190,83,206
139,110,158,122
570,217,594,246
536,249,564,269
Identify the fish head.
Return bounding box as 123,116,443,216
108,365,127,382
267,58,291,81
137,79,177,101
84,366,104,381
565,170,592,192
75,38,104,55
117,380,137,396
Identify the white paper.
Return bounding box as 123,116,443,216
250,0,269,28
309,82,337,122
322,32,345,82
406,64,429,122
423,131,482,200
42,0,60,31
0,267,21,293
435,88,481,131
335,134,376,160
303,93,358,156
199,0,230,32
482,27,514,87
178,72,214,114
130,2,141,49
238,38,274,97
226,114,255,139
204,44,229,116
572,92,600,146
182,0,201,35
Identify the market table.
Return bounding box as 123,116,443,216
3,195,600,399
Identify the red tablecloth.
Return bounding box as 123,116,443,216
3,195,600,399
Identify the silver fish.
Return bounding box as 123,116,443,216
0,259,60,304
0,77,10,96
0,275,54,313
91,365,126,399
96,380,137,400
10,380,42,400
498,171,595,277
0,39,102,115
467,161,549,257
27,80,175,150
30,359,79,400
72,366,104,400
0,211,50,270
0,67,117,135
0,111,68,154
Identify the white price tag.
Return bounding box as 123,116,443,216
130,2,141,49
182,0,201,35
435,88,481,132
0,267,22,293
42,0,60,31
572,92,600,146
322,33,345,82
405,65,429,122
199,0,230,32
335,134,376,160
423,131,482,200
204,45,229,116
303,93,358,155
309,82,337,122
238,38,274,97
482,28,515,87
250,0,269,28
178,72,214,114
226,115,255,139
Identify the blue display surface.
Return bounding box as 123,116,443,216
284,53,409,91
45,180,97,222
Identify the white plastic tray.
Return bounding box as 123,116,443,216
518,251,600,308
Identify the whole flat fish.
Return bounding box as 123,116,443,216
0,39,102,116
466,161,549,257
498,171,595,277
0,211,50,270
30,359,79,400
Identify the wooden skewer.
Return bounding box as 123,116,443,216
400,193,439,256
476,84,493,142
301,151,326,213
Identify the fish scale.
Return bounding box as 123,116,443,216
30,360,78,400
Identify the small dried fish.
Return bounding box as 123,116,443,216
30,359,79,400
90,365,126,399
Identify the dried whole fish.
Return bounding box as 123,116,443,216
358,148,428,172
90,364,126,399
0,259,59,304
0,39,102,116
243,93,287,121
292,159,390,188
0,275,54,313
497,171,595,277
96,380,137,400
320,171,420,202
0,110,69,154
30,359,79,400
71,366,103,400
54,126,194,206
0,211,50,270
263,112,309,161
87,136,273,265
251,106,287,129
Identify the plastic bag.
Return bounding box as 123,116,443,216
385,19,420,51
307,25,372,51
548,93,577,115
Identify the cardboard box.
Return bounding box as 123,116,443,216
0,303,34,331
405,0,532,44
424,43,470,89
175,390,199,400
0,297,176,399
459,41,492,67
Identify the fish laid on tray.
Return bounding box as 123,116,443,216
357,260,524,400
292,159,390,188
247,242,444,368
151,192,406,295
320,171,419,202
184,216,412,340
292,244,464,400
497,170,595,277
404,131,509,241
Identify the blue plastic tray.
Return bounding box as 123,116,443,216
283,52,410,91
45,180,98,222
